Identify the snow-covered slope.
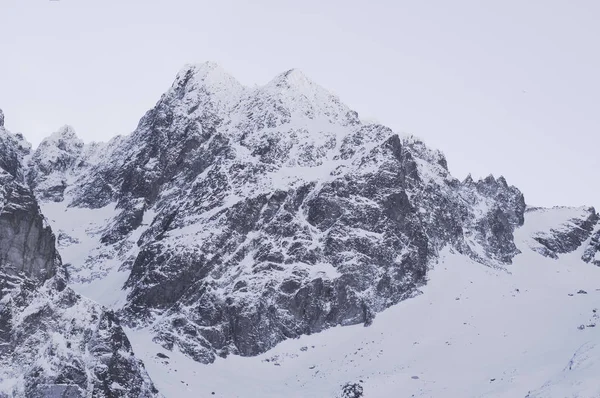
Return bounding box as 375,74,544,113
127,209,600,397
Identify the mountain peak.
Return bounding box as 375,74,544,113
49,125,78,141
268,68,314,89
0,108,4,127
483,174,497,184
176,61,228,82
174,62,242,93
497,175,508,187
264,68,331,100
168,61,245,114
255,68,359,126
36,125,84,156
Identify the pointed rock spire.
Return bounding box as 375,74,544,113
483,174,496,184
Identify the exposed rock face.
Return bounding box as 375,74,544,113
26,63,528,364
0,279,158,398
520,206,599,260
0,122,53,283
0,120,158,397
536,211,598,257
582,228,600,266
0,179,57,282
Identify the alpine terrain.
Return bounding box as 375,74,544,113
1,63,599,397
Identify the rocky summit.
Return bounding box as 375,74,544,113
1,62,599,397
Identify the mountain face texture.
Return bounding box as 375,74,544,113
1,62,600,397
519,206,600,261
0,118,158,397
23,63,532,363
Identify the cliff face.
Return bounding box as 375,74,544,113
0,115,58,285
0,176,57,282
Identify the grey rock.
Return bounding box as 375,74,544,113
0,175,58,282
524,206,599,259
582,229,600,266
536,208,597,257
339,382,364,398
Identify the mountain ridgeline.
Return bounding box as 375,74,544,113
0,62,599,396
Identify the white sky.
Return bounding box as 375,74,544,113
0,0,599,208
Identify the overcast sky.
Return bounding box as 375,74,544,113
0,0,598,207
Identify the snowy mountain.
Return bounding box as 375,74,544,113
0,118,157,397
1,62,599,397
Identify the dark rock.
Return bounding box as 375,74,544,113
529,207,599,259
582,227,600,266
340,382,364,398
